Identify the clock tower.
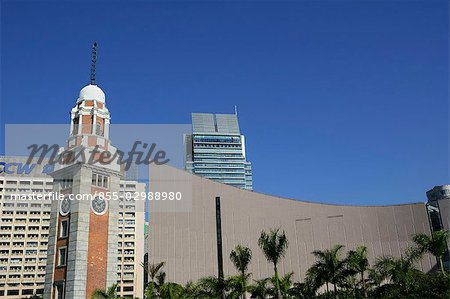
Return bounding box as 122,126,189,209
44,43,121,299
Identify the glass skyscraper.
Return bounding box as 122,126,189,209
184,113,253,190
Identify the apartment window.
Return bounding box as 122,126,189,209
60,220,69,238
92,173,109,189
22,289,34,295
58,247,67,266
7,290,19,296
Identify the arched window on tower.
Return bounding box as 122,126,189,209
95,118,104,137
72,117,79,135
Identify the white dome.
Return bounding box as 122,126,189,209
77,84,105,103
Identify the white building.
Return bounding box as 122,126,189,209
0,157,52,298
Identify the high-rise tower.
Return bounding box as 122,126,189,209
184,113,253,190
44,43,122,299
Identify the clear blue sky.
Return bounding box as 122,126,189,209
1,0,448,205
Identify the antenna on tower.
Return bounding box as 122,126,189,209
90,42,98,85
234,105,238,116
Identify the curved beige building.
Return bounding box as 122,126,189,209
148,165,444,284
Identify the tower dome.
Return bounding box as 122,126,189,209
77,84,105,103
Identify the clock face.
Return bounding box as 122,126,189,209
60,197,71,216
91,196,108,215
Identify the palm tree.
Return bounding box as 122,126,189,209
230,245,252,299
346,245,369,296
156,271,167,287
370,245,425,297
275,272,294,298
142,261,166,299
144,283,159,299
372,253,422,297
196,276,228,298
248,278,270,299
159,282,185,299
289,280,317,299
306,244,346,298
91,284,121,299
147,261,166,284
258,228,289,299
366,267,384,291
412,230,449,275
228,274,252,299
179,281,199,299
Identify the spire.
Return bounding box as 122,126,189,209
90,42,98,85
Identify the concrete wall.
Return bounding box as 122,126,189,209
148,165,436,284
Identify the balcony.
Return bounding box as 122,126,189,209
123,243,135,248
35,276,45,283
22,275,35,282
23,267,36,273
7,276,21,283
9,259,22,264
122,273,134,280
